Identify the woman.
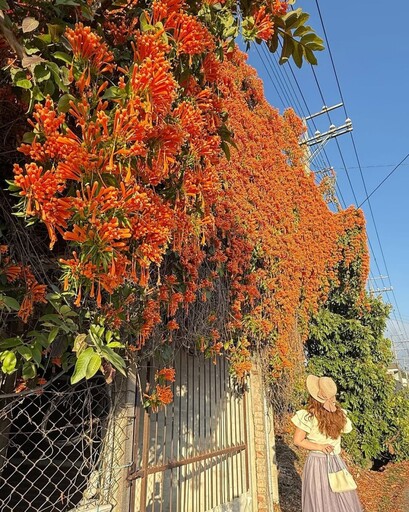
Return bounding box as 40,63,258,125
292,374,363,512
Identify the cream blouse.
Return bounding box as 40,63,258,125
291,409,352,455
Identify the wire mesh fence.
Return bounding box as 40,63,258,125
0,373,130,512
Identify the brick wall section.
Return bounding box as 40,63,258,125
249,363,274,512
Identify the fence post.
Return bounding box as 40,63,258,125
247,360,280,511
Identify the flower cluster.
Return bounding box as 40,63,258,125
13,17,223,348
208,50,369,376
0,245,47,322
5,1,367,397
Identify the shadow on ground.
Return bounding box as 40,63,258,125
276,436,302,512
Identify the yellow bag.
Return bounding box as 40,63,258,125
327,455,357,493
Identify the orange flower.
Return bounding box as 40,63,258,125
130,55,177,114
156,385,173,405
156,367,176,382
165,13,215,55
65,23,115,74
253,6,274,41
166,319,179,331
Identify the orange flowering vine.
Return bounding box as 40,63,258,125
2,1,356,397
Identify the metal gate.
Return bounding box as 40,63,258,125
127,351,250,512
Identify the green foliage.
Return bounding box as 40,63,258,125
270,8,324,67
306,292,409,466
0,288,126,385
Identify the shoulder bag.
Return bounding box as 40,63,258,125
327,454,357,493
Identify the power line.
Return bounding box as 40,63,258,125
336,163,409,170
357,152,409,208
254,44,286,108
313,0,409,361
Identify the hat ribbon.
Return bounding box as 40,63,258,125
317,389,337,413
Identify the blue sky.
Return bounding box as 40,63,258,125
243,1,409,363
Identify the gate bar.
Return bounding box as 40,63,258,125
127,443,247,481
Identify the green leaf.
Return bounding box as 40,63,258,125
100,346,126,375
305,42,325,51
301,33,324,48
291,11,310,29
15,78,32,90
140,12,154,32
81,4,93,20
59,304,72,315
39,313,61,323
47,23,65,43
46,62,69,92
43,80,55,96
32,85,45,101
53,51,72,65
282,9,300,29
293,25,310,38
34,65,51,83
106,341,124,348
22,361,36,380
102,86,126,100
60,66,71,86
71,347,94,384
279,35,294,65
22,131,35,144
3,296,20,311
25,42,41,55
57,94,75,113
86,353,102,379
6,179,22,192
0,0,9,8
2,351,17,374
36,34,52,44
31,344,42,365
73,333,87,353
17,346,32,361
0,338,22,349
303,46,318,65
22,17,39,33
267,31,279,54
48,327,59,344
292,41,303,69
221,140,230,161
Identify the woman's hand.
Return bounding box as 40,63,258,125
320,444,334,454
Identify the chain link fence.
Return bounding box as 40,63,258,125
0,373,131,512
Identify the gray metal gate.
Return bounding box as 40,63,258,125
127,352,250,511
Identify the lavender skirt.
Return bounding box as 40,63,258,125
302,452,363,512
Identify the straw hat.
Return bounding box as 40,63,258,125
306,374,337,413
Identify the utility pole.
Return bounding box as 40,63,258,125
313,166,340,210
300,103,353,165
368,275,393,295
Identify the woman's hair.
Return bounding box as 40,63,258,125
307,396,347,439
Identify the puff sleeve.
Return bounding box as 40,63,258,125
291,410,312,433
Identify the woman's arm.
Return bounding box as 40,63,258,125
293,427,334,454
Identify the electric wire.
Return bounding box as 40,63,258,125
254,44,286,108
261,45,297,109
314,0,409,366
357,152,409,208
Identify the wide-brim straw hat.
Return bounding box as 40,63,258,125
306,374,337,413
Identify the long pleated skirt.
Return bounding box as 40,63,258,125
302,452,363,512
